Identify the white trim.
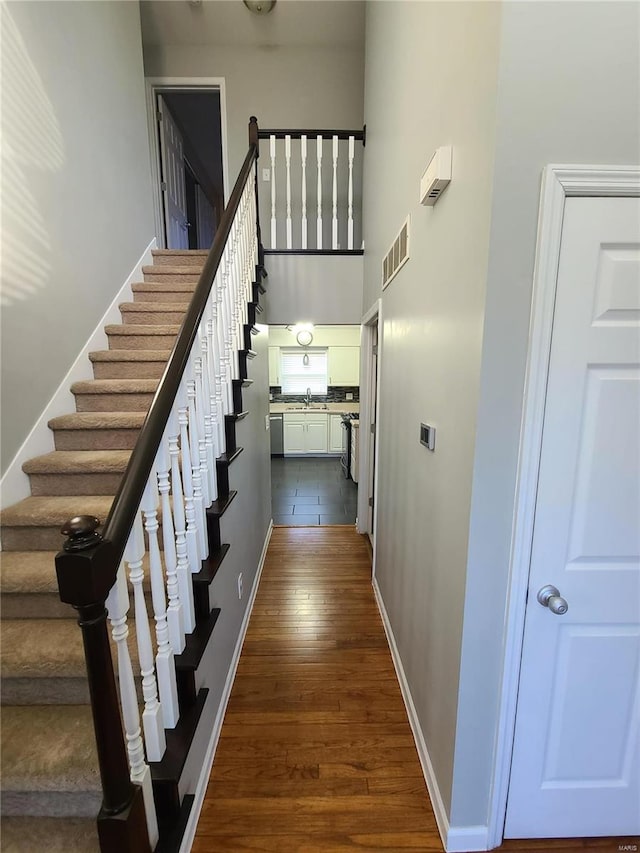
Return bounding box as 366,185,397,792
373,577,490,851
356,300,381,554
0,239,156,511
145,77,230,249
487,164,640,849
372,577,450,847
179,521,273,853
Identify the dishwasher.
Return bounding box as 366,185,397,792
269,413,284,456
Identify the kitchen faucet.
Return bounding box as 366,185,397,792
305,387,311,407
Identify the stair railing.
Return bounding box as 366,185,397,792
55,117,261,852
258,126,365,252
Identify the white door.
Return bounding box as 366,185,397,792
158,96,188,249
195,185,216,250
506,196,640,837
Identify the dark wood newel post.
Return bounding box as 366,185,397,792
248,115,265,270
56,516,150,853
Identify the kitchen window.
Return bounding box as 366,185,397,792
280,349,328,395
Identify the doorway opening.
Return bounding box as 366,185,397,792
145,78,228,250
268,323,361,526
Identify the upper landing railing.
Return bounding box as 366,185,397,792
258,127,365,254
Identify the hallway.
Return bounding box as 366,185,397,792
192,525,438,851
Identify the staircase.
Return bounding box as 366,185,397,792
0,247,266,852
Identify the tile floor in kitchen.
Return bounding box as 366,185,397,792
271,456,358,525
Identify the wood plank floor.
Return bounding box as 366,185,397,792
193,526,638,853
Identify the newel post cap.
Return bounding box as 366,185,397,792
61,515,102,552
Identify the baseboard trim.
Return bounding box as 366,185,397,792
372,577,451,848
372,578,490,851
446,825,491,852
0,238,157,510
179,520,273,853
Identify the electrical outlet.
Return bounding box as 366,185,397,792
237,573,243,599
262,168,271,182
346,392,354,401
265,414,270,431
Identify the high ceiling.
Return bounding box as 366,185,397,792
140,0,366,48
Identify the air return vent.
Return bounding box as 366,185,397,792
382,216,410,290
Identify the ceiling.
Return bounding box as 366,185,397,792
140,0,366,48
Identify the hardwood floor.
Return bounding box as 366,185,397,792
193,526,638,853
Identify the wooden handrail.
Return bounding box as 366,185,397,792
258,127,365,142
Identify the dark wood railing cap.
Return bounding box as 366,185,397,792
61,515,103,552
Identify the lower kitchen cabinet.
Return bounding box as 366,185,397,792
329,414,344,453
283,413,328,454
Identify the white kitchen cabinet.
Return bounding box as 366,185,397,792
283,412,328,454
328,347,359,386
268,347,280,386
329,414,344,453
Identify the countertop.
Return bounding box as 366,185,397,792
269,402,360,414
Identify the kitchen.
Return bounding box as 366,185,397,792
268,324,360,525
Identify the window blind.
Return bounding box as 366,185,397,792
280,349,328,394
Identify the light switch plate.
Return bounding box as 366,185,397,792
346,392,354,401
265,415,270,431
420,423,436,451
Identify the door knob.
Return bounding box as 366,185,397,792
537,584,569,615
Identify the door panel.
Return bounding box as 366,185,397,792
506,196,640,838
158,96,188,249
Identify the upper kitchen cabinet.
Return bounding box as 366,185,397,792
268,347,280,386
328,347,360,386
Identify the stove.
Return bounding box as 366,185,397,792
340,413,359,479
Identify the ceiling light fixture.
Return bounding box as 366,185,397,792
243,0,276,14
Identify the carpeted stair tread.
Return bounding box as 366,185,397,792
141,265,203,275
1,551,62,595
1,495,114,528
1,705,99,793
132,282,197,293
104,323,180,336
0,817,99,852
1,617,144,680
71,378,159,394
89,349,171,363
119,301,190,312
152,249,207,264
1,550,152,597
49,412,147,430
23,450,131,475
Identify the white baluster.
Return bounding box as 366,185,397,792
200,331,219,504
141,469,180,729
187,362,209,558
316,135,323,249
348,135,355,251
168,408,196,634
270,134,277,249
156,433,184,654
332,135,338,250
285,134,292,249
301,134,307,250
124,512,166,751
106,563,160,848
178,381,201,577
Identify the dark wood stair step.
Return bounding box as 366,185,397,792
174,609,220,712
216,446,244,498
193,544,231,620
150,689,208,830
206,490,238,553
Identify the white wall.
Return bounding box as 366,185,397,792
452,0,640,828
269,325,360,348
0,1,154,473
361,0,501,821
142,42,364,182
263,255,363,325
